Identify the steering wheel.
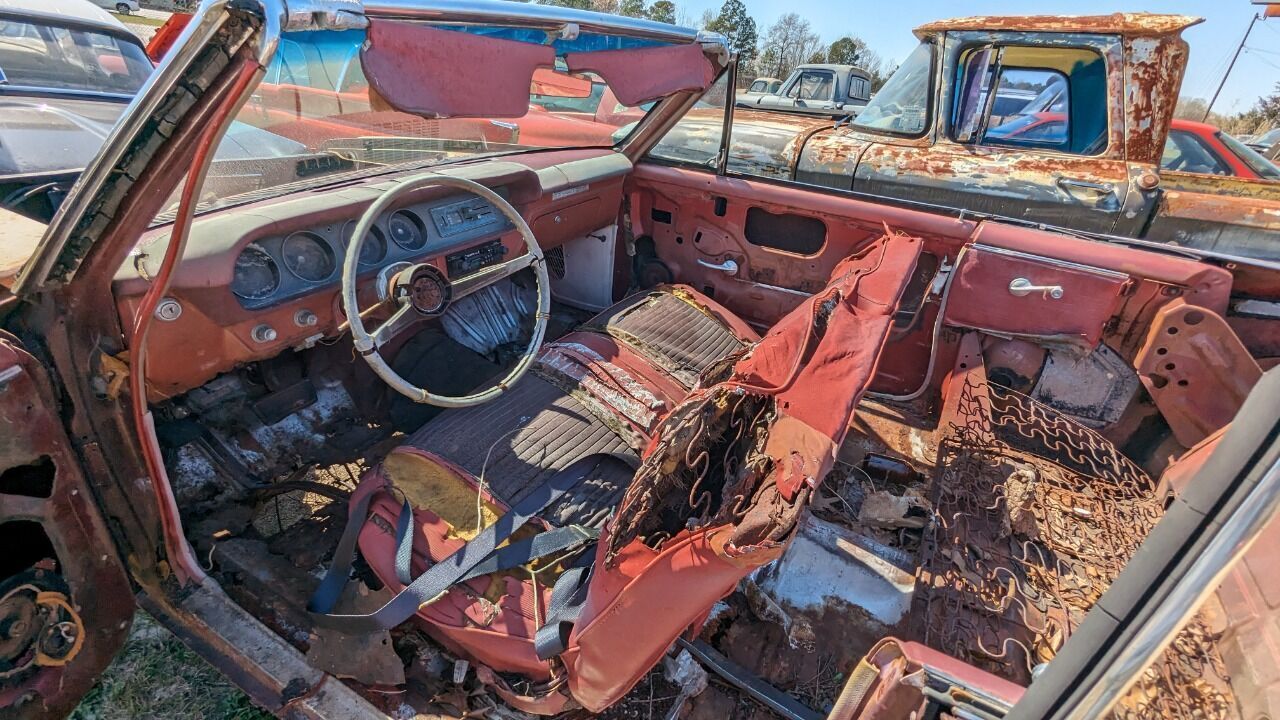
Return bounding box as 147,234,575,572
342,173,550,408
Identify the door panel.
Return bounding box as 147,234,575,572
944,244,1130,347
0,334,134,717
629,162,1235,404
629,163,974,329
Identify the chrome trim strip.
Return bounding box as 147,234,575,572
971,243,1131,281
1066,456,1280,719
363,0,700,43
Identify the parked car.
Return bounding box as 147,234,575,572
2,4,1279,720
735,63,871,117
0,0,151,218
1246,127,1280,155
90,0,139,13
736,75,781,101
659,15,1280,261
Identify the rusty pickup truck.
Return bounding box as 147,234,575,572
657,14,1280,261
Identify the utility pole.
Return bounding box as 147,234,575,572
1204,13,1260,122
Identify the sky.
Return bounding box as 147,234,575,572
678,0,1280,121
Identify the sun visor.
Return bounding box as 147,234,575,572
565,44,715,107
361,21,556,118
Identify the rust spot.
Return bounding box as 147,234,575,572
914,13,1202,39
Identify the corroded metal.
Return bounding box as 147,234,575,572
913,14,1203,39
913,373,1237,718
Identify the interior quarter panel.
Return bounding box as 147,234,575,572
0,334,135,718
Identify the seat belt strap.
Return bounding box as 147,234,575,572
533,552,595,660
308,455,608,633
394,497,414,585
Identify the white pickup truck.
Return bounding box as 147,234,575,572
734,63,871,117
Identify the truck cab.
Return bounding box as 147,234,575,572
783,14,1280,260
736,63,871,117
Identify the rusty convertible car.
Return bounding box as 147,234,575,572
1,2,1280,719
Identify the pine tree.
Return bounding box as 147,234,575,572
647,0,676,24
704,0,759,68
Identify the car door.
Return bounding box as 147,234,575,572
0,332,135,717
853,34,1139,235
635,60,1235,407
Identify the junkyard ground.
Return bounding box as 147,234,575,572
72,612,270,720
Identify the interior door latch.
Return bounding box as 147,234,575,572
1009,277,1064,299
697,257,739,276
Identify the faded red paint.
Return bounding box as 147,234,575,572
1134,299,1262,447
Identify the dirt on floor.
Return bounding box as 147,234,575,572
71,612,270,720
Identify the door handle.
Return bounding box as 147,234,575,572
697,257,739,275
1009,277,1064,299
1056,177,1115,195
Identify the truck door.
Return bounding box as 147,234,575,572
762,68,835,115
854,35,1137,235
0,333,134,717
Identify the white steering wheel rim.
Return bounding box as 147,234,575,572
342,173,550,408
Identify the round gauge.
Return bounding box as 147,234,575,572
386,210,427,251
343,220,387,267
231,244,280,301
281,231,337,282
397,264,452,316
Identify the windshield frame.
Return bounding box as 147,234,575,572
18,0,727,296
174,23,684,219
0,9,152,101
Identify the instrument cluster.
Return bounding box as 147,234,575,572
230,192,508,309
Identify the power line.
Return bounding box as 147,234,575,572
1205,13,1262,120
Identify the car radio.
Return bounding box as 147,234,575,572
446,239,508,277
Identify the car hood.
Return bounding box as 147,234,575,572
0,95,127,178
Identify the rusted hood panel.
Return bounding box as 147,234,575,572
914,13,1202,39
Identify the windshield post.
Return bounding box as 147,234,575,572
716,55,738,175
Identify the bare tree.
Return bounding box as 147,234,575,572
756,13,821,80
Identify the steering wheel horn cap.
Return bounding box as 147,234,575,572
395,264,452,316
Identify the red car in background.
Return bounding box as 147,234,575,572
1161,118,1280,180
989,112,1280,180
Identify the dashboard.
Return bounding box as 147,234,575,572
114,151,631,399
230,192,512,310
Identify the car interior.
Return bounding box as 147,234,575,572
91,14,1279,720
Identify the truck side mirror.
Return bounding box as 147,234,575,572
954,46,998,144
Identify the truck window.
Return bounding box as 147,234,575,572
749,79,768,93
1162,130,1232,176
956,46,1107,156
788,71,834,101
852,43,932,136
984,68,1070,149
847,75,869,101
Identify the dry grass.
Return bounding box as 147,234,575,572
111,12,167,26
71,612,271,720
